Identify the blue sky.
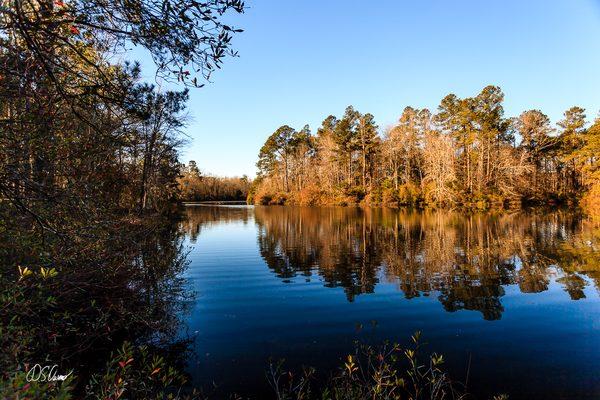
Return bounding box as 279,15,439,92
138,0,600,177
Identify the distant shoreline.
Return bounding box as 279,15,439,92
183,200,248,205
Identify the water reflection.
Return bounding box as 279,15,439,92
252,207,599,320
182,205,253,243
181,205,600,399
183,206,599,320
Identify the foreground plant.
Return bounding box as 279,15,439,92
266,332,498,400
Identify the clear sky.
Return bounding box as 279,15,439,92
138,0,600,178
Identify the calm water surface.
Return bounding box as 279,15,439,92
180,205,600,399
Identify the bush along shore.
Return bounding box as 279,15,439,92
265,333,509,400
1,331,509,399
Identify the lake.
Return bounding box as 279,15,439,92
180,205,600,399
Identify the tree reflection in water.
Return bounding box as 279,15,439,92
182,205,253,243
183,206,600,321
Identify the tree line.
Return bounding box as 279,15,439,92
250,86,600,214
178,161,251,201
0,0,243,398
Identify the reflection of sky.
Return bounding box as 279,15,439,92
179,207,600,400
134,0,600,177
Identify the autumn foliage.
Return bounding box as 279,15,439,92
252,87,600,215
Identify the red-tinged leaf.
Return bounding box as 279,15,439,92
70,26,80,35
22,383,31,391
118,361,126,368
150,367,161,376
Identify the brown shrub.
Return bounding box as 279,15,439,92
582,183,600,223
297,185,326,206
